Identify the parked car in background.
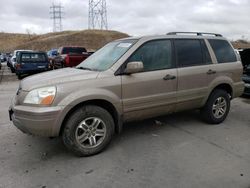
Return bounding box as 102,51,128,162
15,51,50,79
239,48,250,95
53,46,92,69
47,49,58,69
0,53,7,62
10,50,33,73
6,53,12,67
9,32,244,156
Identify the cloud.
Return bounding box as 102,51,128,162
0,0,249,40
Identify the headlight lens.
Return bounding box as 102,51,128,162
24,86,56,105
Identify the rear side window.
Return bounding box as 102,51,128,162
127,40,173,72
175,39,204,67
208,39,237,63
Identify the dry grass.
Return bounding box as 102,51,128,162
231,40,250,49
0,30,129,52
1,30,249,53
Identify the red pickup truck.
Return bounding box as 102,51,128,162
53,46,92,69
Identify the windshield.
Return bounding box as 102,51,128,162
76,39,137,71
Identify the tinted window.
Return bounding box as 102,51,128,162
127,40,173,72
201,40,212,64
208,39,237,63
62,47,87,54
175,39,203,67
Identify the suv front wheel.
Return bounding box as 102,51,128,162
201,89,230,124
62,105,115,157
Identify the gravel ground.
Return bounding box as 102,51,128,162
0,65,250,188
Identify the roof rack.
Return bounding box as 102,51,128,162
167,32,223,37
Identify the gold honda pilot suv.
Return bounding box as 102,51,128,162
9,32,244,156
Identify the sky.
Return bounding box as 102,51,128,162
0,0,249,40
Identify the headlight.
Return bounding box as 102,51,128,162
24,86,56,105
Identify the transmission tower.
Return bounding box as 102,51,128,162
50,3,64,32
88,0,108,30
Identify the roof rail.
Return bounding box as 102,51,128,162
167,32,223,37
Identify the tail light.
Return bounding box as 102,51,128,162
15,63,21,69
65,55,70,66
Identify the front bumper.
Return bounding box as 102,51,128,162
9,105,63,137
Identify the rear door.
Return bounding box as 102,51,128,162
174,39,213,111
121,39,178,121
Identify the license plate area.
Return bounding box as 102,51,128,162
37,66,45,69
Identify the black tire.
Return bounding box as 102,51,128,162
61,62,64,68
62,105,115,157
10,67,15,73
17,74,22,80
201,89,230,124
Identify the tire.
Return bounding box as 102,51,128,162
62,105,115,157
61,62,64,68
17,74,22,80
201,89,230,124
10,67,15,73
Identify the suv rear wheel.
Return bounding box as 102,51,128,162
201,89,230,124
62,105,115,157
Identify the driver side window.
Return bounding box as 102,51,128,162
127,40,173,72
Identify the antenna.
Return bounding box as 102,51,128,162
88,0,108,30
50,3,64,32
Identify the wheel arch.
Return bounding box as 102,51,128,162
202,83,233,106
211,83,233,98
59,99,122,136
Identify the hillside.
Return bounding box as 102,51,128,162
0,30,129,52
231,40,250,49
1,30,250,53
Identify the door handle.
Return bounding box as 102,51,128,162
163,74,176,80
207,69,216,75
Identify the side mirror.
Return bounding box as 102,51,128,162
124,61,144,74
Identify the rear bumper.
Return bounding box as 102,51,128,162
16,69,49,75
9,105,63,137
233,82,245,98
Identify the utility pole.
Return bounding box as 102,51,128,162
50,3,64,32
88,0,108,30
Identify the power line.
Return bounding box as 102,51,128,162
50,3,64,32
88,0,108,30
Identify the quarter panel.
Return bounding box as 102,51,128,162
52,75,122,136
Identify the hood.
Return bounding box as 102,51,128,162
20,68,99,91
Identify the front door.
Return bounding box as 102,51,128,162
120,40,178,121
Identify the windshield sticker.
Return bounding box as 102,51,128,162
117,43,132,48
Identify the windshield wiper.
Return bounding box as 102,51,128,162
77,66,93,71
